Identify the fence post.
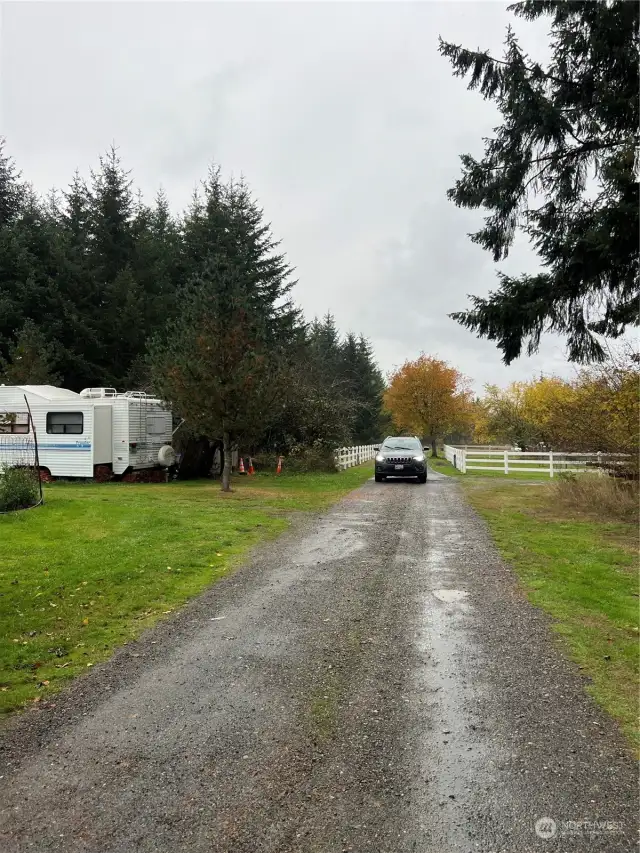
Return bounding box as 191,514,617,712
549,450,554,478
504,450,509,475
461,448,466,474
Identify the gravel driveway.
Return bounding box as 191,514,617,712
1,470,637,852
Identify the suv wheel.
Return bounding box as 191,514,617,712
417,473,427,484
375,473,384,483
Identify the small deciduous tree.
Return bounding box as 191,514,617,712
150,258,293,490
479,354,639,474
482,383,540,450
383,355,472,456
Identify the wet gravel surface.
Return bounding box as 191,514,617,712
0,471,637,852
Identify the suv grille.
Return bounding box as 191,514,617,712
385,456,413,463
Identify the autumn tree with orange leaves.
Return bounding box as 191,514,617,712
384,355,473,456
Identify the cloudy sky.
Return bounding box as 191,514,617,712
2,1,577,390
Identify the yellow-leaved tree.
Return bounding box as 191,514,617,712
383,355,473,456
521,376,576,446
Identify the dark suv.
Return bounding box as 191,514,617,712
374,436,427,483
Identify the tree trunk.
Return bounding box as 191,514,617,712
222,430,232,492
431,437,438,457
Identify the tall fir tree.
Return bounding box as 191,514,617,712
440,0,639,363
150,171,300,490
0,138,24,227
0,319,61,385
0,140,386,466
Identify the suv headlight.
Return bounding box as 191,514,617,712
375,454,384,463
413,454,425,462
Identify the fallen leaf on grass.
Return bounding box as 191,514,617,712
55,663,70,669
82,618,89,626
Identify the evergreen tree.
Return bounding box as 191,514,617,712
150,174,300,490
0,138,24,227
127,188,183,388
88,145,135,284
0,140,386,464
54,171,105,388
352,335,386,443
0,187,70,381
301,320,386,445
0,320,61,385
0,145,31,363
440,0,639,363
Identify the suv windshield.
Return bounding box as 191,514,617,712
382,439,421,451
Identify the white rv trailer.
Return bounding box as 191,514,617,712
0,385,175,480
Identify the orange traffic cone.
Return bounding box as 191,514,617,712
276,456,282,475
248,457,255,475
238,456,246,474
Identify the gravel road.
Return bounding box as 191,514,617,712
1,470,637,852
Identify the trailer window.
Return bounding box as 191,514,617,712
0,412,29,434
46,412,84,435
146,416,166,435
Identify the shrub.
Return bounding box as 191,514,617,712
553,473,639,524
253,443,338,474
0,466,40,512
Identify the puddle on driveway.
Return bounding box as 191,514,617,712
432,589,468,604
295,523,366,566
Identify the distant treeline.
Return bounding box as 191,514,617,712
0,141,388,468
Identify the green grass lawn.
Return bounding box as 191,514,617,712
428,456,464,476
464,479,639,749
0,464,373,715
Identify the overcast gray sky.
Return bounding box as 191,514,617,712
1,1,577,390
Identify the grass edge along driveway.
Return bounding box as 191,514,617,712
464,479,639,751
0,464,373,715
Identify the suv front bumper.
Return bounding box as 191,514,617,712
375,461,426,477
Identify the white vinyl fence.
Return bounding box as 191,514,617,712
443,445,624,477
335,444,379,470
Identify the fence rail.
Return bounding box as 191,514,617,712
335,444,379,470
443,444,626,477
